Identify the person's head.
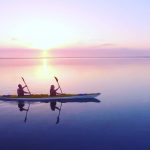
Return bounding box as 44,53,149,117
18,84,22,88
50,85,55,90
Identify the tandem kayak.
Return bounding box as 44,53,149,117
0,93,100,102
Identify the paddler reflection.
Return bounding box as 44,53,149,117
18,101,28,111
50,101,62,124
18,101,30,123
50,101,60,111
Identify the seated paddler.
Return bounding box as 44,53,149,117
17,84,29,97
50,85,60,96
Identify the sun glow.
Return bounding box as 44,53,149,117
35,59,60,80
11,20,78,50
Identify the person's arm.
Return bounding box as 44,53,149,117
55,86,60,91
23,91,29,94
55,106,60,110
23,85,27,89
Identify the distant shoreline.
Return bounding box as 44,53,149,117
0,56,150,59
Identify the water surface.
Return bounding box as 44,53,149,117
0,58,150,150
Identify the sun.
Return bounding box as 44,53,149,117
12,20,78,50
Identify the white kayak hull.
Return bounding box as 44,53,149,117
0,93,100,102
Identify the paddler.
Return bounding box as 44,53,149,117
49,84,61,111
17,84,29,97
50,85,60,96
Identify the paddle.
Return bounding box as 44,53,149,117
54,76,63,124
24,103,30,123
56,103,62,124
21,77,31,123
21,77,31,95
54,76,63,94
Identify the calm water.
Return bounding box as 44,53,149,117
0,58,150,150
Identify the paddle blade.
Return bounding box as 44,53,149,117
54,76,58,82
21,77,25,81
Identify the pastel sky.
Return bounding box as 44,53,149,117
0,0,150,57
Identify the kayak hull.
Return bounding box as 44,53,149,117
0,93,100,102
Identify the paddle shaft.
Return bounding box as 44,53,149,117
24,103,30,123
54,76,63,94
21,77,31,95
57,82,63,94
21,77,31,122
54,77,63,124
56,103,62,124
55,77,63,120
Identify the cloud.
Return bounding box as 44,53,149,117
50,46,150,57
0,47,41,58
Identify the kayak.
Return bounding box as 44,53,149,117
0,93,100,102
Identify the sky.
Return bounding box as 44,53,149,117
0,0,150,57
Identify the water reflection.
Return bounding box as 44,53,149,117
17,101,30,123
18,101,28,111
0,58,150,95
24,103,30,123
50,101,60,111
0,58,150,149
0,98,100,124
56,102,62,124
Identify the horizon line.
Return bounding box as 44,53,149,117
0,56,150,59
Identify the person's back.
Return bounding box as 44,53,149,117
50,85,60,96
17,84,28,97
17,84,24,97
50,85,56,96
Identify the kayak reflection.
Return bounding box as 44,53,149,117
0,98,100,124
